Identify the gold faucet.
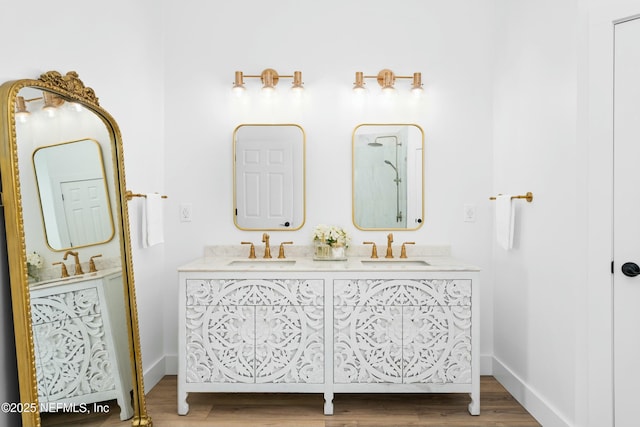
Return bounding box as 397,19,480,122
241,241,256,259
63,250,84,275
363,241,378,259
278,241,293,259
262,233,272,259
400,242,415,259
89,254,102,273
52,261,69,278
385,233,394,258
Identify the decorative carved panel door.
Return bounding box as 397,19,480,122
334,279,471,384
185,279,324,384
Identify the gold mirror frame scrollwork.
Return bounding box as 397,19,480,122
0,71,152,427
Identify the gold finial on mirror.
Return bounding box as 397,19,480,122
38,70,100,106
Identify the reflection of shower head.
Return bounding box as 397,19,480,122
368,140,383,147
384,160,397,171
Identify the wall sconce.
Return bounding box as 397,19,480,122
232,69,304,95
14,96,30,122
353,69,424,96
42,91,65,116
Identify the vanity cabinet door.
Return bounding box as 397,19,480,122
334,279,472,385
31,286,115,402
402,305,471,384
185,279,324,385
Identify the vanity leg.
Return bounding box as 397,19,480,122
468,392,480,415
324,391,334,415
177,389,189,415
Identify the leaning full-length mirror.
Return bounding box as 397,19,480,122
352,124,424,230
0,71,151,426
233,124,306,230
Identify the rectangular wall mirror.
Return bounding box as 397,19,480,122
33,138,115,250
352,124,424,230
233,124,306,231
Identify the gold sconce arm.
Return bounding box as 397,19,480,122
353,69,423,94
233,69,304,94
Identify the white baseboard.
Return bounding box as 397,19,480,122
142,356,167,393
492,356,571,427
480,354,493,375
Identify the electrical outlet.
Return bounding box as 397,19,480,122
464,204,476,222
180,203,192,222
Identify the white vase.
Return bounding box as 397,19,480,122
331,245,345,259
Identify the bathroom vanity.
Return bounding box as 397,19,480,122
177,246,480,416
30,268,133,420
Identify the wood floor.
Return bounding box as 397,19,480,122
43,376,541,427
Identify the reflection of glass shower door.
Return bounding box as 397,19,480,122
355,134,407,228
60,178,111,247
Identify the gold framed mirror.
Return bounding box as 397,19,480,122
233,124,306,231
352,123,425,230
0,71,151,426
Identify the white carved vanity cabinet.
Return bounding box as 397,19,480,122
177,246,480,416
30,269,133,420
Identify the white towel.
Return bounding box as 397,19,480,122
142,193,164,248
495,194,515,250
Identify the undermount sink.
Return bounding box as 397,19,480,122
360,260,430,267
227,260,297,268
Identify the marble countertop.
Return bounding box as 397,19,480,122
30,267,122,290
178,245,480,272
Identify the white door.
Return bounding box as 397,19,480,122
235,140,294,229
60,178,112,247
613,16,640,426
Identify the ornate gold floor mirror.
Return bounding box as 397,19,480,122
0,71,152,426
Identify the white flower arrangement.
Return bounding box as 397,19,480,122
27,251,44,281
312,224,351,248
27,251,44,268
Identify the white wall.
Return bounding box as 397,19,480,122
0,0,165,401
162,0,496,371
492,0,583,426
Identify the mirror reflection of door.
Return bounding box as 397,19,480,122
60,178,111,247
352,124,424,230
233,124,306,230
236,139,294,229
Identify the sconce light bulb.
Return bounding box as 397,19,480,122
382,86,396,95
291,71,304,94
15,96,30,122
262,85,275,96
232,85,246,97
68,101,84,112
232,71,246,96
411,72,423,97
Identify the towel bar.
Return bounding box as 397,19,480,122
125,191,168,201
489,192,533,203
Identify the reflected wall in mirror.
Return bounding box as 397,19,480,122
33,138,115,250
352,124,424,230
233,124,306,230
0,71,151,426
